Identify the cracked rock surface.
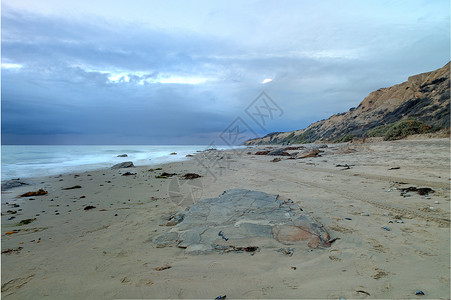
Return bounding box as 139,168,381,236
152,189,332,254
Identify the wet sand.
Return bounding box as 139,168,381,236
1,138,450,299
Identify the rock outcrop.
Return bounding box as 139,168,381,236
245,62,450,145
152,189,332,254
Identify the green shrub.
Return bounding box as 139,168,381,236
367,119,435,140
334,134,355,143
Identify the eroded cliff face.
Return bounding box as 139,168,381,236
245,62,450,145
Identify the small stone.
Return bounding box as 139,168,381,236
434,201,439,204
429,206,434,210
360,213,370,216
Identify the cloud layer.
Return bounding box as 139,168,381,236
2,1,450,144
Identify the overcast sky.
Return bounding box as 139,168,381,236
2,0,449,145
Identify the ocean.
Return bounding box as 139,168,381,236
1,145,239,181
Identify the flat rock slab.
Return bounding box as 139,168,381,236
152,189,332,254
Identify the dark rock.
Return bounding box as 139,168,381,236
122,172,137,176
267,149,291,156
111,161,135,169
254,151,270,155
117,154,128,157
1,179,30,191
84,205,96,210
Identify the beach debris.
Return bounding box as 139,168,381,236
80,195,86,198
415,290,425,296
84,205,96,210
271,158,282,162
214,295,227,300
218,231,229,241
62,185,82,190
5,231,19,235
328,237,340,244
277,247,294,256
335,164,353,170
381,226,391,231
155,264,172,271
396,220,404,223
170,152,177,155
185,154,194,157
291,266,297,270
212,245,260,253
344,217,352,220
434,201,439,204
388,167,400,170
17,188,48,197
2,247,23,254
8,217,16,220
183,173,202,180
16,218,36,226
356,290,370,296
402,187,435,196
360,213,370,216
111,161,135,169
122,172,136,176
117,154,128,157
155,172,177,179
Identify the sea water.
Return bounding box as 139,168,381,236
1,145,238,180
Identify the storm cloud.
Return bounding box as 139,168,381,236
2,0,449,144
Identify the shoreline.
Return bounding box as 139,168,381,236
1,138,450,299
1,145,247,182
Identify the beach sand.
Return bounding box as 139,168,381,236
1,138,450,299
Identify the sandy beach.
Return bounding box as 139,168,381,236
1,138,450,299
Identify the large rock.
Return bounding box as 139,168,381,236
1,179,30,191
111,161,135,169
152,189,332,254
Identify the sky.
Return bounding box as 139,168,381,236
1,0,450,145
